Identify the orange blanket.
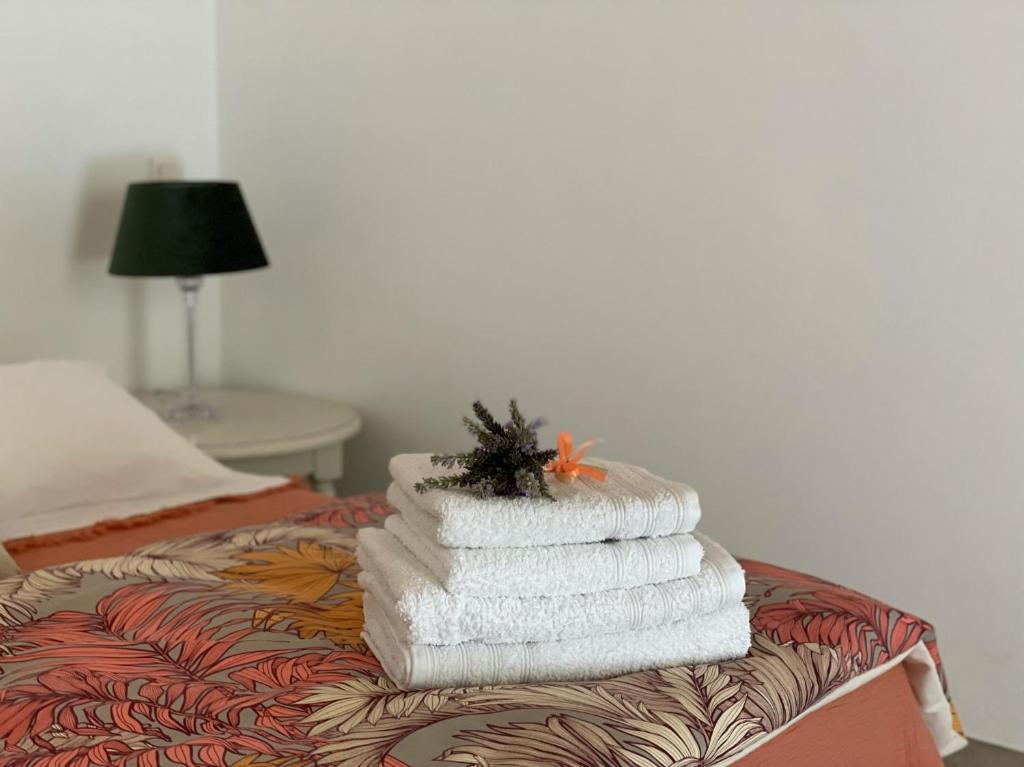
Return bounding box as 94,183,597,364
0,488,963,765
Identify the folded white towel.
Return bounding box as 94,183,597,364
389,453,701,548
385,508,703,597
362,591,751,688
357,527,745,645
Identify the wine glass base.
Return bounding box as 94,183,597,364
162,397,220,423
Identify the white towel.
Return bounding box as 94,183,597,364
386,508,703,597
362,591,751,689
389,453,701,548
357,527,745,645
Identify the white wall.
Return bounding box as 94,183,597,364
217,1,1024,747
0,0,222,388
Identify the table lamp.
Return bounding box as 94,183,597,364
109,181,268,421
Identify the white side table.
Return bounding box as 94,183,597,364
138,389,362,496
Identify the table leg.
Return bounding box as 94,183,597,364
312,443,344,496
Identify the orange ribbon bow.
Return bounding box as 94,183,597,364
545,432,608,484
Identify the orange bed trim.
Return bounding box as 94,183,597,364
3,478,330,571
734,662,943,766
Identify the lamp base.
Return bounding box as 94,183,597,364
162,393,219,423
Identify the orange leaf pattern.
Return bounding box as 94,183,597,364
0,492,959,766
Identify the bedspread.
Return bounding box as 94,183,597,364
0,493,963,766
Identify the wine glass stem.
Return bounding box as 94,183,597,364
177,275,203,407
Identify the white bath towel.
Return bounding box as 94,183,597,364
389,453,700,548
386,508,703,597
362,591,751,689
357,527,745,645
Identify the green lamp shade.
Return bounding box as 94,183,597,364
109,181,268,277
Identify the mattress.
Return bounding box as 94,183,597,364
0,491,965,766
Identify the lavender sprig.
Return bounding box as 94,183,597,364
414,399,558,500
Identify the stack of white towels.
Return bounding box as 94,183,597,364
357,453,751,688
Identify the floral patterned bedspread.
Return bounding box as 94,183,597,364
0,493,960,767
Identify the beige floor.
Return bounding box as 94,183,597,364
945,741,1024,767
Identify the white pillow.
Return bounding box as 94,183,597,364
0,360,286,539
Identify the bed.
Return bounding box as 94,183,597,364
0,361,965,764
0,485,964,766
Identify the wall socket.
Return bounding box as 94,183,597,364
147,155,183,181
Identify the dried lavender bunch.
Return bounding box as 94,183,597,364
414,399,558,500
